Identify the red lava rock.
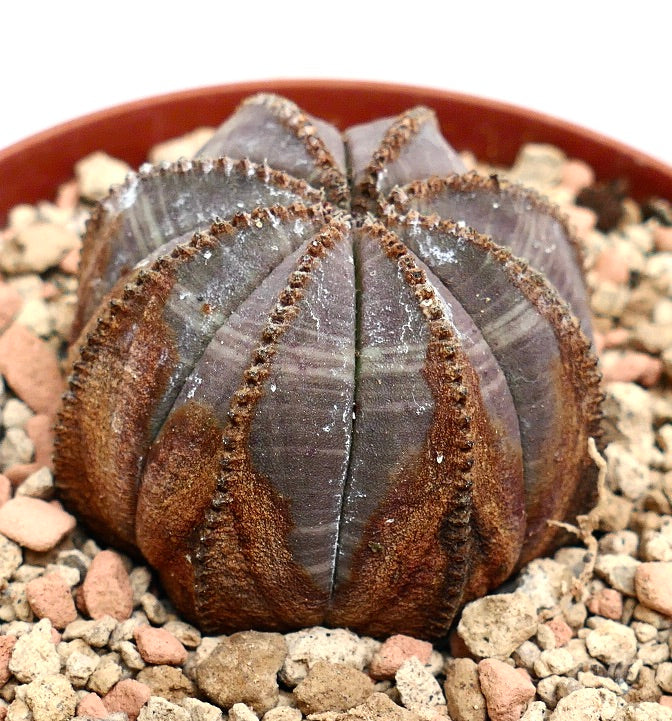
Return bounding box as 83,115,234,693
653,226,672,252
0,322,64,416
40,282,60,301
134,625,188,666
478,658,535,721
592,249,631,285
561,159,595,194
544,618,572,647
59,247,80,275
587,588,623,621
600,327,630,350
660,696,672,709
25,414,54,469
104,679,152,721
0,283,23,331
51,627,62,644
3,462,42,486
0,496,75,551
601,351,664,387
56,179,80,209
0,474,11,506
369,634,433,679
449,629,475,659
634,562,672,616
0,635,17,686
26,571,77,629
82,550,133,621
77,692,109,720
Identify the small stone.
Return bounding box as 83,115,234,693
637,640,669,665
0,534,22,581
0,496,75,553
477,658,535,721
443,657,486,721
585,619,637,665
104,679,152,721
129,566,152,605
0,428,33,469
561,159,595,193
138,695,190,721
592,248,631,285
457,593,538,659
0,323,63,416
82,550,133,621
162,621,201,649
262,707,300,721
196,631,286,715
75,152,131,201
601,350,664,387
293,659,374,714
395,657,445,714
15,467,53,500
179,697,224,721
594,553,641,595
587,588,624,620
510,143,565,189
87,652,123,695
311,692,422,721
24,673,77,721
543,618,572,648
137,665,196,703
0,474,11,506
77,692,108,719
655,226,672,252
635,562,672,615
0,635,17,686
134,625,188,665
66,650,100,687
148,128,216,164
550,688,623,718
229,703,259,721
369,635,432,680
281,626,376,686
118,640,147,670
516,559,572,610
25,571,77,628
533,648,575,678
8,618,60,682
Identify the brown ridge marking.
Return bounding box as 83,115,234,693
73,156,325,340
137,217,351,633
387,171,589,282
385,210,603,565
242,93,350,208
353,106,437,214
327,223,525,639
56,202,331,554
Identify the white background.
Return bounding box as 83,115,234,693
1,1,670,165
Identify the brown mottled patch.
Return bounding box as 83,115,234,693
55,262,181,551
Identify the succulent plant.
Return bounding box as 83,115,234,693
55,93,602,639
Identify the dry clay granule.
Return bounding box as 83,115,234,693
1,128,672,721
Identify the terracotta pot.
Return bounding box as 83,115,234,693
1,79,671,226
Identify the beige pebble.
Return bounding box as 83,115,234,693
457,592,537,658
293,659,374,714
16,466,53,500
477,658,535,721
179,697,224,721
564,204,597,240
136,664,196,703
104,678,152,721
585,619,637,665
8,618,60,682
0,322,63,416
594,553,640,595
82,550,134,621
229,702,259,721
148,127,216,164
137,695,190,721
395,656,445,716
25,571,77,628
24,673,77,721
443,657,486,721
87,651,123,695
75,151,132,201
58,246,80,275
0,222,81,274
369,634,432,680
0,496,75,552
134,625,188,666
196,631,287,715
635,562,672,616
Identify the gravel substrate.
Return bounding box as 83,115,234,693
1,128,672,721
